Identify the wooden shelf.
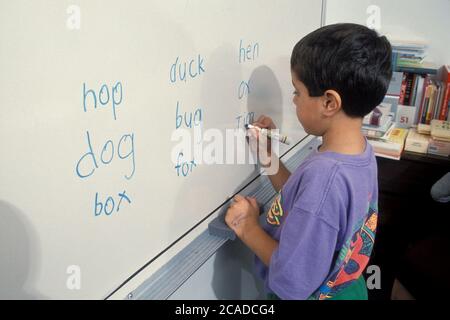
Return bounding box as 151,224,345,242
401,151,450,165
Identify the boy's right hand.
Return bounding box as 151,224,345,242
252,115,277,131
248,115,277,160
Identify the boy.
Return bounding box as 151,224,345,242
225,23,392,300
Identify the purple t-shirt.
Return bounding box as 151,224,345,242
255,140,379,300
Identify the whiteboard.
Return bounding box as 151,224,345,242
0,0,321,299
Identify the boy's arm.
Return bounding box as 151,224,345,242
264,154,291,192
251,115,291,191
241,225,278,267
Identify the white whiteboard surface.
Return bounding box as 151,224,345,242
325,0,450,66
0,0,321,299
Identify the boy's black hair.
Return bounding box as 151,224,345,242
291,23,393,117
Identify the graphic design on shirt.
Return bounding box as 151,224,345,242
311,203,378,300
266,192,284,226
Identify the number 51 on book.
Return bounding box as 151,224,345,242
396,105,417,128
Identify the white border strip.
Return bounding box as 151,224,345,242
321,0,327,27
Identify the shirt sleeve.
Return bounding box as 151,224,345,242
268,208,339,299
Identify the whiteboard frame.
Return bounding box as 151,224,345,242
321,0,327,27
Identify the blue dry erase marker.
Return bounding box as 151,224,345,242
245,124,291,145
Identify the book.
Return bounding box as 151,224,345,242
434,81,444,120
396,62,438,75
364,97,399,128
409,74,419,106
392,42,427,65
391,41,437,75
425,83,437,125
416,78,445,125
362,121,394,138
363,106,393,127
399,73,407,104
413,75,426,124
396,66,438,75
438,65,450,121
405,129,430,154
430,120,450,142
387,127,409,145
417,76,431,124
419,78,433,124
403,73,415,105
417,123,431,134
369,139,403,160
428,137,450,157
368,127,409,160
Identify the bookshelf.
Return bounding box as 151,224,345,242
395,66,437,76
401,150,450,165
366,46,450,160
372,151,450,300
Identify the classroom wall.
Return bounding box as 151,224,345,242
325,0,450,66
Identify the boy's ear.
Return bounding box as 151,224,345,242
322,89,342,117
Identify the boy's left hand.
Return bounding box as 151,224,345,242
225,195,260,240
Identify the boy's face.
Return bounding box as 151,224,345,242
291,71,327,136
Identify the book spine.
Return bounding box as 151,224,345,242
399,73,407,105
447,101,450,121
404,73,414,105
440,83,450,121
418,76,430,124
433,83,442,120
426,85,437,125
405,132,430,154
413,76,425,125
362,129,384,138
421,83,432,124
410,74,419,106
428,139,450,157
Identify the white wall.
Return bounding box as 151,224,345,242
325,0,450,66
